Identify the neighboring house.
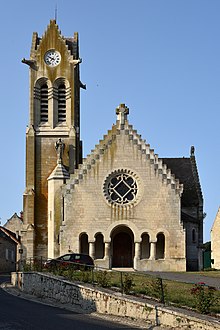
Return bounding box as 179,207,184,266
7,20,204,271
0,227,20,273
211,207,220,269
4,212,32,259
4,212,23,235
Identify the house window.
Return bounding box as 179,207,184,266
58,84,66,122
40,83,48,122
11,250,14,261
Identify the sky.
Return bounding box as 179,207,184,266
0,0,219,242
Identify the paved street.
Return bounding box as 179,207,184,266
142,271,220,289
113,268,220,289
0,275,158,330
2,272,218,330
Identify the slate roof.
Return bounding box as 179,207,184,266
0,226,20,244
162,157,202,207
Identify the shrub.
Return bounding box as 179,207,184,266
150,277,166,303
96,271,111,288
81,270,92,283
123,274,134,294
190,282,217,314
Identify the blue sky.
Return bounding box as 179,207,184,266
0,0,219,242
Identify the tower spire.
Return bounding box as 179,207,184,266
55,4,58,22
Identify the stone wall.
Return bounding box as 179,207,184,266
11,272,220,330
211,207,220,269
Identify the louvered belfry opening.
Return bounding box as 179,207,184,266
40,83,48,122
58,83,66,122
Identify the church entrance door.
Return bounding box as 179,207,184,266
112,228,134,268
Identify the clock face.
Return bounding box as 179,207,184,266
44,50,61,67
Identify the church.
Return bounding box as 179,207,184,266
5,20,204,271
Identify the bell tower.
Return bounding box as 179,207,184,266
22,20,84,257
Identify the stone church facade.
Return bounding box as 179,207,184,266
5,20,204,271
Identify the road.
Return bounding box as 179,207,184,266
142,271,220,289
0,275,146,330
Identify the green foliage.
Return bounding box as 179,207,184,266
150,277,166,303
96,271,111,288
81,270,92,283
123,274,134,294
64,268,77,280
38,264,220,314
22,258,43,272
23,262,31,271
190,282,218,314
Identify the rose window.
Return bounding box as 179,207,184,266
104,170,139,205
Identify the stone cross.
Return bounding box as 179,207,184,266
191,145,195,157
116,104,129,125
55,138,65,164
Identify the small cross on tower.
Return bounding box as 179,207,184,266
116,104,129,125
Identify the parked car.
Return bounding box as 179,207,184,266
44,253,94,270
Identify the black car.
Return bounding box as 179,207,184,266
44,253,94,270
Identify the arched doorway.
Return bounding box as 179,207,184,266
111,226,134,267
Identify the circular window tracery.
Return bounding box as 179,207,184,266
103,170,139,205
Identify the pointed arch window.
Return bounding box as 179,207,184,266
40,83,48,122
58,83,66,122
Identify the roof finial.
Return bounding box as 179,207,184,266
55,3,58,22
116,104,129,125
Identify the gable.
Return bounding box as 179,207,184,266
211,207,220,232
30,20,79,82
63,105,183,207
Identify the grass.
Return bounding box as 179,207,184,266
56,268,220,314
25,261,220,315
192,270,220,278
